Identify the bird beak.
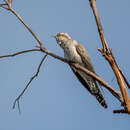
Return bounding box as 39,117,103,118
51,35,56,38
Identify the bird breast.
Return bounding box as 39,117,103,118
64,42,82,63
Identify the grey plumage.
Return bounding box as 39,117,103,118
54,32,107,108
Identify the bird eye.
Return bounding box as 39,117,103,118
59,41,62,45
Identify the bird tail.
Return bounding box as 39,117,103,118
71,68,108,108
95,93,107,108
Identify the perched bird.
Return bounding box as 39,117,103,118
54,32,107,108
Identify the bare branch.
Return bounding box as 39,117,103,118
8,0,13,4
89,0,130,114
113,109,129,114
89,0,109,52
0,0,44,48
0,4,9,10
9,7,44,47
13,54,47,113
72,63,123,104
119,69,130,89
17,100,21,114
0,48,41,58
39,46,72,63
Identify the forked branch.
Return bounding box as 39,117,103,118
89,0,130,114
13,54,47,113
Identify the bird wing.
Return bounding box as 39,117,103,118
75,43,95,73
70,42,107,108
71,42,99,92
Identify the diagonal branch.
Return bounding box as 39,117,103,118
0,48,41,58
13,54,47,113
8,0,13,4
72,63,123,104
89,0,109,52
0,3,9,10
1,0,44,48
89,0,130,114
119,69,130,89
10,8,44,48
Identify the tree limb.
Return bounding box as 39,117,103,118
89,0,130,114
13,54,47,113
1,0,45,48
72,63,123,104
119,69,130,89
0,48,41,58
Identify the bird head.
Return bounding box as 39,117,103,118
53,32,72,48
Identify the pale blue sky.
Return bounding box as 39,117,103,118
0,0,130,130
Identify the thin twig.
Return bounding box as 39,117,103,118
9,6,44,47
0,3,7,6
17,100,21,114
0,48,41,58
13,54,47,112
40,47,72,63
0,0,44,48
0,4,9,10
